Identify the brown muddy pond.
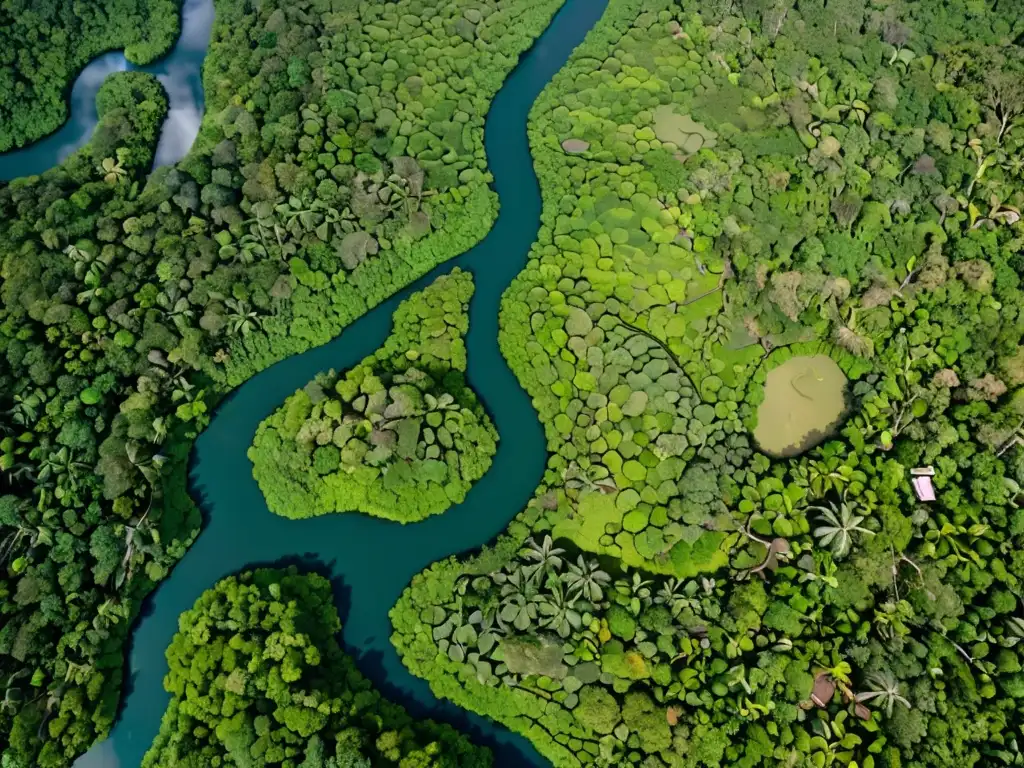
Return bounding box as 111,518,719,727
754,354,848,457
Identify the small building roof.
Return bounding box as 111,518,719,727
912,475,936,502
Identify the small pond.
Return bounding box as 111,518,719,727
753,354,848,457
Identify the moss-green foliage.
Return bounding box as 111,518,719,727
392,1,1024,767
651,106,717,154
250,269,497,522
0,0,180,152
0,0,560,763
142,567,491,767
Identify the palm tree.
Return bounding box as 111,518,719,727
537,583,583,638
116,510,156,589
810,499,874,559
150,416,169,445
855,673,911,717
125,441,167,487
224,298,262,336
563,462,616,497
654,577,698,617
62,660,93,686
499,592,538,631
8,390,44,426
1005,616,1024,647
964,137,993,199
616,570,653,615
100,157,127,183
424,392,458,414
495,568,535,602
803,459,853,498
0,524,31,569
313,202,359,239
276,193,323,237
157,287,194,333
1,670,28,714
564,556,611,603
62,242,89,263
93,598,126,631
36,446,88,495
835,85,871,124
236,232,268,264
522,535,565,584
75,258,108,307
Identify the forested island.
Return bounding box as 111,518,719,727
3,0,1024,767
142,567,490,767
250,269,497,523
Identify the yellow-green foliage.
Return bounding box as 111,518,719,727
143,568,488,767
393,1,1024,768
250,269,497,522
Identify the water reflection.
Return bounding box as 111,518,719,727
73,740,119,768
153,63,204,167
0,0,212,181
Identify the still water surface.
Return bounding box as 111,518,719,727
40,0,613,765
754,355,848,458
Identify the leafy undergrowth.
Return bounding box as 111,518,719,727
142,567,491,767
250,269,497,523
392,1,1024,767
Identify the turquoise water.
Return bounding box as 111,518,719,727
52,0,611,765
0,0,212,182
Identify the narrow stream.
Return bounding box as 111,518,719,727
0,0,212,182
66,0,609,765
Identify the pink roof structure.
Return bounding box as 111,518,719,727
911,476,935,502
911,467,936,502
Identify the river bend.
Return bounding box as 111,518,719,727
0,0,609,764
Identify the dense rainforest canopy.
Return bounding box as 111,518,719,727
0,0,562,763
142,567,491,768
250,269,497,523
391,1,1024,767
0,0,181,152
5,0,1024,767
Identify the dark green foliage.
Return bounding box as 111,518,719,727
141,567,491,767
249,270,498,522
0,0,563,763
0,0,180,151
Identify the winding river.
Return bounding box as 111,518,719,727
0,0,618,765
0,0,211,182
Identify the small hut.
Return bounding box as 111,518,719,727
911,466,936,502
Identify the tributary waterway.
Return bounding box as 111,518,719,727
0,0,612,764
0,0,212,182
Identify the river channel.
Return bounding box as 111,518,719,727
0,0,211,182
10,0,616,765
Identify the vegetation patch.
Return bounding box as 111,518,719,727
392,1,1024,767
142,567,490,767
250,269,497,523
0,0,562,762
0,0,181,152
651,105,718,154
